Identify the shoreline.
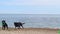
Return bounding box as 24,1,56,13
0,27,59,30
0,27,59,31
0,27,58,34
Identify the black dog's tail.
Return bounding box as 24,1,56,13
22,23,25,25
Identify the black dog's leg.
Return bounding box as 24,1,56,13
7,26,8,30
2,25,5,30
18,26,20,29
21,26,24,29
5,24,8,30
3,26,5,30
4,26,5,30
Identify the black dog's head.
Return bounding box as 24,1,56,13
2,20,5,23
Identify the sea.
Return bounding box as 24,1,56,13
0,14,60,29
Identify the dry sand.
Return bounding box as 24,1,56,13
0,28,58,34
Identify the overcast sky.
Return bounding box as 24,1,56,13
0,0,60,14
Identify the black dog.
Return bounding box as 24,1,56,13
14,22,25,29
2,20,8,30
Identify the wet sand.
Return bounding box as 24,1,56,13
0,28,58,34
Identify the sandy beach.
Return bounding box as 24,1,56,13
0,28,58,34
